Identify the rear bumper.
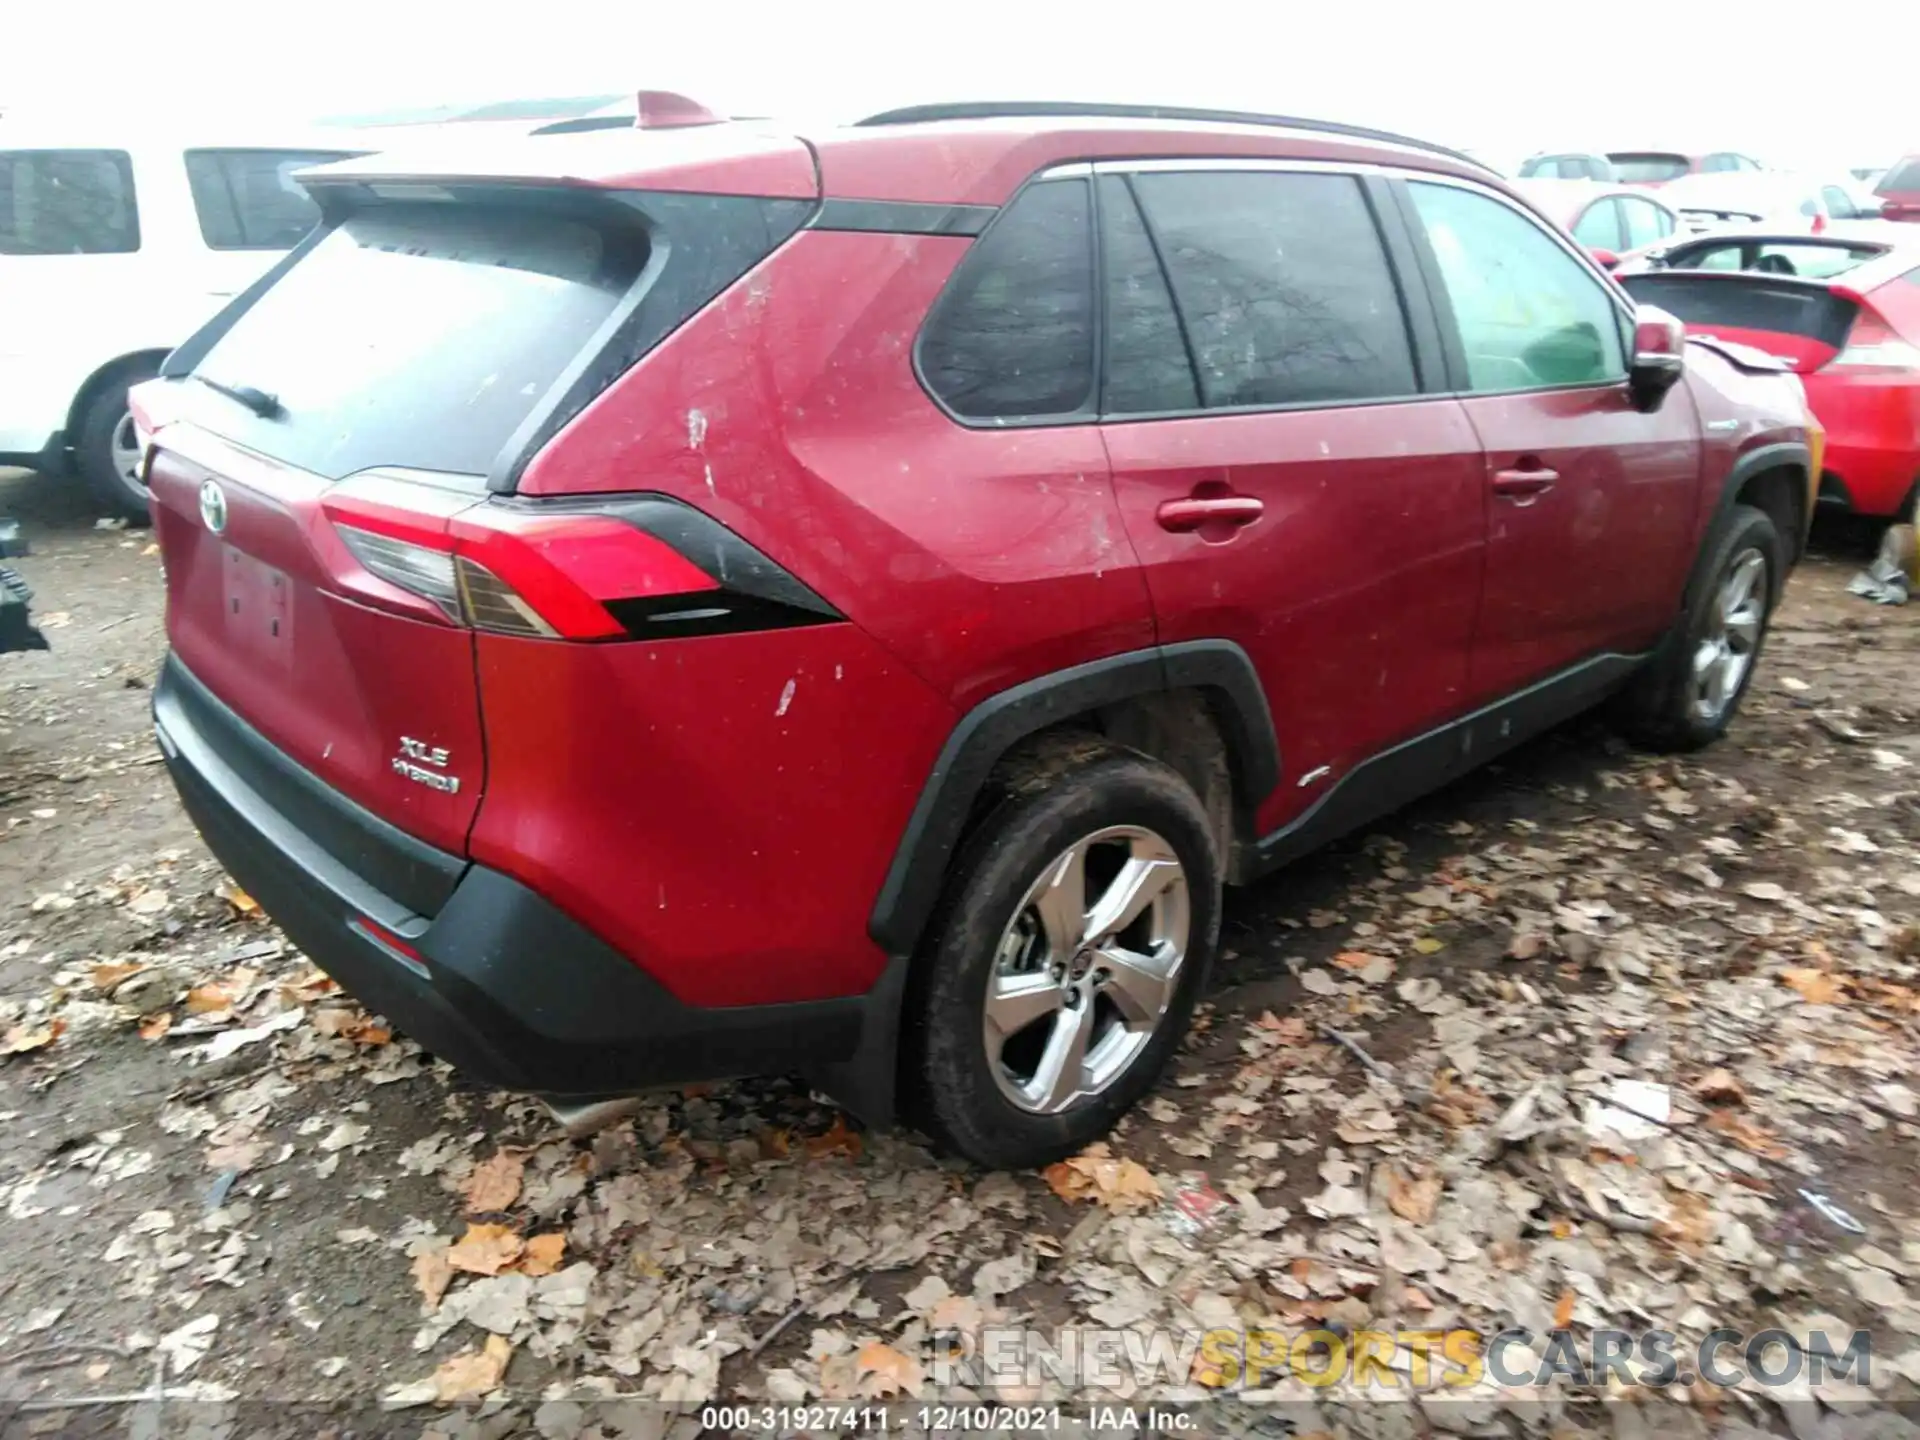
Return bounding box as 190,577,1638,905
153,654,871,1100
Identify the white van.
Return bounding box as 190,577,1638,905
0,122,369,517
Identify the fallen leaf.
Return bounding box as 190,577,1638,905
158,1313,219,1375
1,1018,64,1055
187,983,238,1015
520,1233,566,1277
1041,1144,1161,1212
1334,949,1388,971
1554,1287,1575,1330
1781,968,1845,1005
805,1115,863,1160
216,881,262,918
447,1223,524,1276
1743,882,1788,903
139,1014,173,1041
465,1152,526,1213
432,1334,513,1402
283,970,340,1002
853,1340,923,1398
90,962,146,991
1254,1011,1311,1045
1412,937,1446,955
1693,1068,1747,1106
1705,1107,1788,1159
1508,931,1548,960
1384,1165,1443,1225
412,1250,454,1309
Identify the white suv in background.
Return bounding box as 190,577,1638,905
0,121,368,517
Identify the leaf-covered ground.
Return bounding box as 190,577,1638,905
4,469,1919,1437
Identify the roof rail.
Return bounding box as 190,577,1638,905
852,101,1490,172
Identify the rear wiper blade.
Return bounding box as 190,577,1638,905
190,373,282,419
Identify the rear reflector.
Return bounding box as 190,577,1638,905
336,525,462,622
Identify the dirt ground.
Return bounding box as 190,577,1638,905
4,465,1920,1438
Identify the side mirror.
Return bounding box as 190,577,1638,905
1629,305,1687,412
1588,246,1621,270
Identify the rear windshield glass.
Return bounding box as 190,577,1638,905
1879,159,1920,194
0,149,138,254
1608,153,1690,184
1619,274,1858,348
186,202,646,479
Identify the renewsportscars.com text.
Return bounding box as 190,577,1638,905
927,1326,1873,1392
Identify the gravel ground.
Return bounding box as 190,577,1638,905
4,465,1920,1439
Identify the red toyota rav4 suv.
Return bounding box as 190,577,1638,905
136,100,1816,1170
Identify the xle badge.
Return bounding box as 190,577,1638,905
393,736,459,793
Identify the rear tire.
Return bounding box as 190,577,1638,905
904,746,1220,1170
1615,503,1782,751
75,360,160,524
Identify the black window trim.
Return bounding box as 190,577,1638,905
914,156,1450,431
0,146,142,255
1385,169,1637,400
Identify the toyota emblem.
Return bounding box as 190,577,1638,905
198,480,228,535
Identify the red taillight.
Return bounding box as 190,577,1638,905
1823,304,1920,374
320,473,721,641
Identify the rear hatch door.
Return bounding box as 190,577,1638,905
1616,271,1860,371
145,188,666,855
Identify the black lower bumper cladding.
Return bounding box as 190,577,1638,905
152,654,866,1100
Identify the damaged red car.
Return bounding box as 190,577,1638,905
135,99,1818,1168
1618,229,1920,518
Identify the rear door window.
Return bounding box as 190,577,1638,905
1127,169,1419,409
1097,177,1199,415
918,179,1096,422
0,149,138,254
184,149,356,250
1409,181,1625,393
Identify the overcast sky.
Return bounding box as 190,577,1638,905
7,0,1914,171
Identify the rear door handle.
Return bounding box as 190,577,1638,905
1156,495,1265,533
1491,467,1559,504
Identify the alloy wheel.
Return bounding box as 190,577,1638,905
110,412,144,495
1691,548,1768,722
983,825,1190,1115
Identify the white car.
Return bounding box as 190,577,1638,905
0,120,369,517
1660,171,1886,233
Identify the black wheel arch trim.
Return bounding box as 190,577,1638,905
1704,439,1811,580
867,640,1279,955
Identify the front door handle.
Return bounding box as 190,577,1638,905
1156,495,1265,533
1491,466,1559,504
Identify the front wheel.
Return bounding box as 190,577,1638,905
75,361,161,523
905,747,1221,1170
1616,503,1782,751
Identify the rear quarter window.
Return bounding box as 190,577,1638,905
0,149,138,255
185,149,357,250
917,179,1097,422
